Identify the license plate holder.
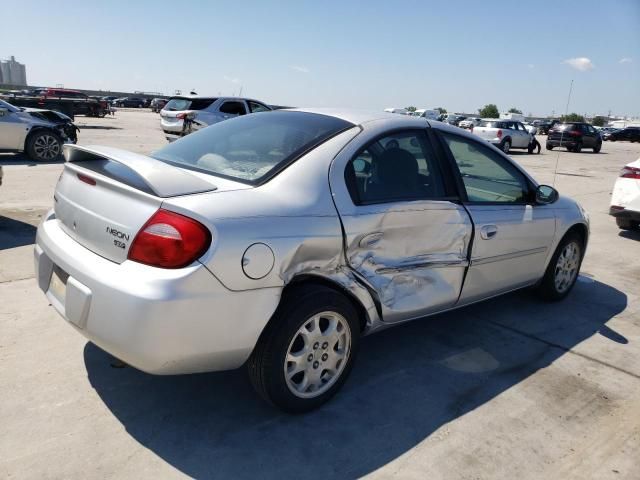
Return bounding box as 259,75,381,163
48,265,69,307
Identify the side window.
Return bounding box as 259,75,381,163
345,130,447,205
441,132,530,203
248,101,270,113
219,101,247,116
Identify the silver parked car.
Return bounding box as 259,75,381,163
0,99,78,161
159,95,272,141
35,109,589,412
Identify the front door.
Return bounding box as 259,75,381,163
437,131,556,304
330,127,473,323
0,109,27,150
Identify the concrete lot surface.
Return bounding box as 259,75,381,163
1,111,639,479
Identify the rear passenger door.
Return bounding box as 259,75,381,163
330,127,473,323
437,131,556,303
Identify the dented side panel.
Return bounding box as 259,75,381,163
336,202,472,323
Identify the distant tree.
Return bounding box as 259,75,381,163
405,106,417,113
478,104,499,118
508,107,522,114
435,107,447,114
560,113,585,122
592,116,606,127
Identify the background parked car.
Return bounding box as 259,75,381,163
0,99,78,161
160,96,272,141
150,98,168,113
115,97,146,108
604,127,640,142
546,122,602,153
536,120,560,135
458,117,481,130
609,157,640,230
472,119,532,153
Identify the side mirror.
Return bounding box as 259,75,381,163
535,184,559,204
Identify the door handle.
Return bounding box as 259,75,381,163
480,225,498,240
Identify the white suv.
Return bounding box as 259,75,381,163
472,119,532,154
610,157,640,230
160,96,272,141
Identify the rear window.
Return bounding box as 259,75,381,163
151,111,353,184
164,97,216,111
554,124,578,130
479,121,507,128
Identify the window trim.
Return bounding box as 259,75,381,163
434,130,536,205
248,100,271,113
344,127,458,206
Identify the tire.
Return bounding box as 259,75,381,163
616,218,639,230
501,139,511,154
26,130,62,161
248,285,360,413
593,142,601,153
573,141,582,153
546,143,554,150
536,233,584,301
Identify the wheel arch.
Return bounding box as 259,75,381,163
23,126,60,151
283,274,373,333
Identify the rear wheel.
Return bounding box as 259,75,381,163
546,143,554,150
26,131,62,161
501,139,511,154
248,286,360,413
593,142,601,153
536,233,583,301
616,218,639,230
573,141,582,153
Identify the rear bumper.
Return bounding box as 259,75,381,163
547,138,578,148
35,210,281,375
609,206,640,221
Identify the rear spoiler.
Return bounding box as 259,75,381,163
63,144,217,198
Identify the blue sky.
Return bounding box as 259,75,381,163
1,0,639,116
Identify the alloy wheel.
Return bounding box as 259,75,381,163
33,134,61,160
284,311,351,399
554,241,580,293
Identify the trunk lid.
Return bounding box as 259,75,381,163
54,144,219,263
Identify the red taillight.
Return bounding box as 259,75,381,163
620,166,640,179
77,173,96,185
128,209,211,268
176,112,187,119
496,129,503,139
569,130,582,137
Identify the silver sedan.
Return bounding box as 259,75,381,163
35,109,589,412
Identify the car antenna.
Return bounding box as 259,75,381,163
552,79,574,187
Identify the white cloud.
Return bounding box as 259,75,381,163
223,75,240,84
290,65,310,73
619,57,633,64
563,57,594,71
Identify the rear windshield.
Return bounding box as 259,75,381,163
554,124,577,130
151,111,353,184
479,121,507,128
164,97,217,111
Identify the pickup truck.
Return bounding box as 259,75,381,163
472,119,532,154
1,89,106,120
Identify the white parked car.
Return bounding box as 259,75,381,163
160,96,272,142
416,109,441,121
458,117,482,129
610,157,640,230
473,119,532,154
383,108,408,115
